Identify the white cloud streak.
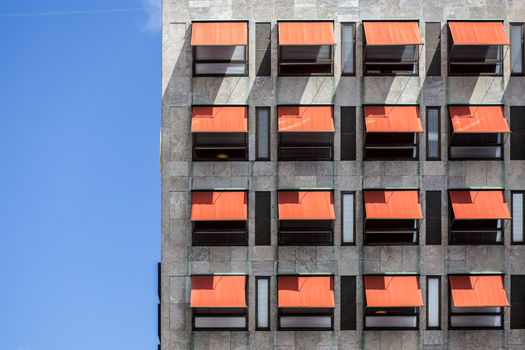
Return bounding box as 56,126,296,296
140,0,161,32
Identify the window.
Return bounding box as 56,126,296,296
448,105,508,160
511,275,525,329
340,106,356,160
256,23,271,76
191,106,249,161
363,21,422,76
278,21,335,76
192,21,249,76
426,107,440,160
511,106,525,160
256,107,270,160
448,21,508,76
340,276,356,330
426,276,441,329
512,192,524,244
256,277,270,330
363,105,422,160
278,191,335,245
425,22,441,76
341,23,356,75
278,105,334,161
426,191,442,245
342,192,355,244
255,191,271,246
511,23,524,75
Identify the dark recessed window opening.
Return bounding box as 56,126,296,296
191,21,249,76
278,21,335,76
511,275,525,329
364,132,420,160
278,219,334,245
193,132,248,161
192,220,248,246
511,106,525,160
365,307,420,329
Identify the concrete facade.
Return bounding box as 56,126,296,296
161,0,525,349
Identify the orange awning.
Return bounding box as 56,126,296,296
278,106,334,132
191,191,247,221
449,21,509,45
449,275,509,307
363,21,423,45
191,106,248,132
364,190,423,219
364,106,422,132
449,106,510,133
190,275,247,307
278,276,335,308
278,21,335,45
364,276,424,307
191,21,248,46
278,191,336,220
449,190,511,220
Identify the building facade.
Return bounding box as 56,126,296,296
160,0,525,349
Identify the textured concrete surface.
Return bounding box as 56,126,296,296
161,0,525,348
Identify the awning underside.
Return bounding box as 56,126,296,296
364,106,422,133
364,275,424,307
278,276,335,307
191,275,247,307
278,191,336,220
449,106,510,133
449,190,511,220
449,275,509,307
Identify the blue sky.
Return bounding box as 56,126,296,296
0,1,161,349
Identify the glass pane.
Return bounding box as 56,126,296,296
365,316,417,328
450,315,501,328
195,45,245,60
452,306,501,313
280,316,331,328
512,25,523,74
280,45,331,60
256,108,270,159
342,24,355,74
342,193,354,243
256,278,269,328
366,45,416,61
195,63,246,75
427,107,440,159
513,193,524,242
194,316,246,328
427,278,439,328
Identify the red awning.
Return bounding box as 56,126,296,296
278,21,335,45
278,276,335,308
191,21,248,46
278,106,334,132
363,21,423,45
449,275,509,307
449,106,510,133
364,276,424,307
191,191,247,221
449,190,511,220
191,106,248,132
364,190,423,219
449,21,509,45
278,191,336,220
190,275,247,307
364,106,422,132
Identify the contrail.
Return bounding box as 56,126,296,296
0,7,153,18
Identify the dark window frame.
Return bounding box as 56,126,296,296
363,274,422,331
426,275,441,330
341,22,356,76
512,191,525,245
511,106,525,160
192,274,249,331
426,106,441,160
255,276,271,331
511,275,525,329
277,20,335,77
192,20,249,77
447,104,506,161
363,20,421,77
448,274,506,330
340,276,357,330
341,191,356,246
511,22,524,76
191,104,249,162
340,106,357,161
425,190,442,245
256,106,271,161
447,20,505,77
